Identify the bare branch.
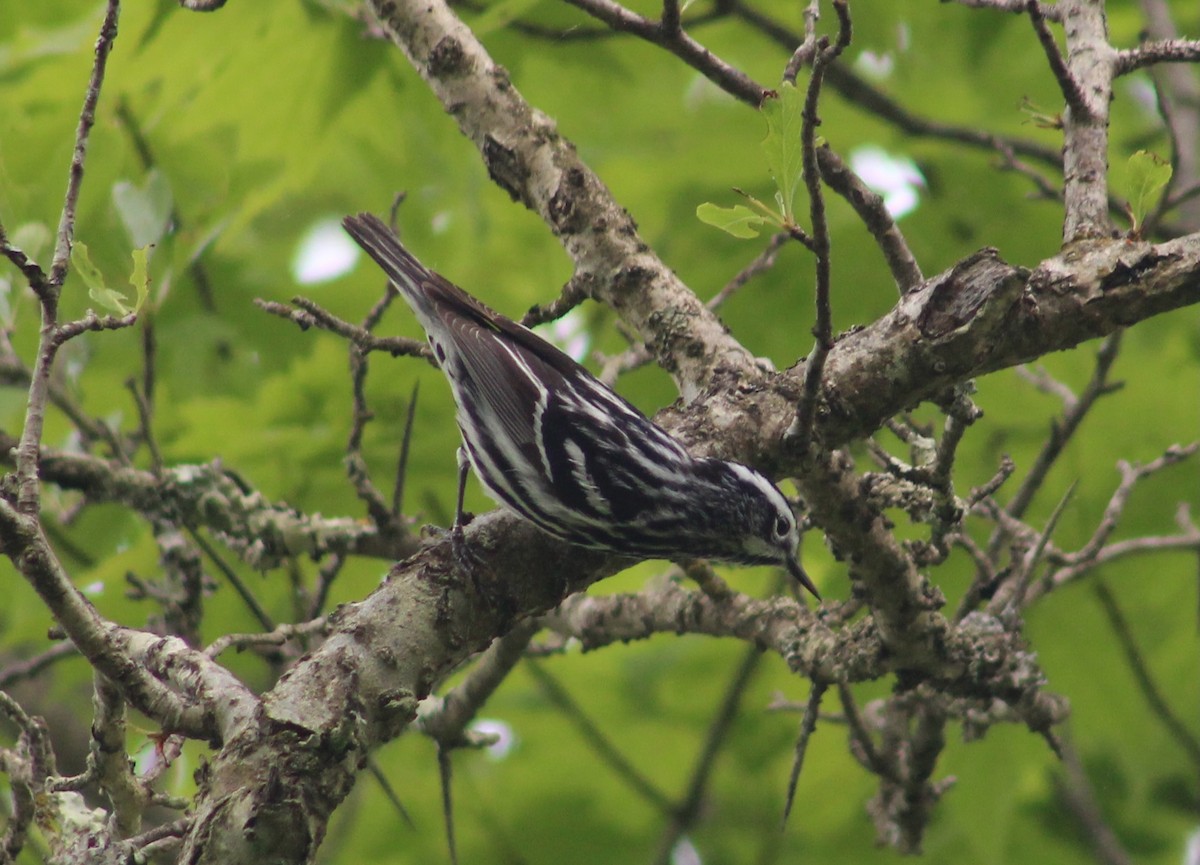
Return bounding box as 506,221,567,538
1069,443,1199,566
0,643,77,689
1052,740,1135,865
991,480,1076,617
364,0,765,400
256,297,430,359
0,222,49,294
205,616,330,661
418,619,540,747
0,499,211,737
781,680,827,825
729,3,1064,171
1005,332,1124,522
49,0,121,291
1026,1,1094,122
1056,0,1115,241
790,1,852,448
563,0,770,106
524,656,674,814
816,145,923,294
1093,581,1200,771
1115,39,1200,76
707,232,790,310
0,439,413,567
653,645,763,865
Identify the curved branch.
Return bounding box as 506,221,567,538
362,0,760,399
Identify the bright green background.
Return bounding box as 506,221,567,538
0,1,1197,863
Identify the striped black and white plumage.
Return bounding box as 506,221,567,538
343,213,818,598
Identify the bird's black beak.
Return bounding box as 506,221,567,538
787,557,821,600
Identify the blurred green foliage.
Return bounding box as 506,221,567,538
0,2,1197,864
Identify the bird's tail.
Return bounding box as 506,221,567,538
344,212,504,333
342,212,441,312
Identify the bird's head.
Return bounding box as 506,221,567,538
700,460,820,599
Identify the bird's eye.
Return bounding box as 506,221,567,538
774,514,791,538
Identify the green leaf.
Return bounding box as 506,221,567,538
72,241,131,315
1125,150,1172,227
760,82,805,222
128,245,153,313
71,240,107,294
112,169,173,248
696,202,768,239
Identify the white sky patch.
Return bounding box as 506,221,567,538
536,308,591,362
1184,827,1200,865
469,718,517,761
671,836,702,865
292,217,359,285
855,50,894,81
848,145,926,219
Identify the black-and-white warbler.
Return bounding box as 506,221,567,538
343,213,818,598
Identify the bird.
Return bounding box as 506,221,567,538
342,213,818,598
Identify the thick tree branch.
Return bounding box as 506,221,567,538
1057,0,1115,241
362,0,761,399
0,440,413,567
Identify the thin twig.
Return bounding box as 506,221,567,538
420,620,540,746
0,222,49,294
524,658,674,814
346,341,396,529
993,480,1077,618
837,683,896,780
126,378,163,474
187,528,276,632
438,746,458,865
707,232,789,310
393,381,420,516
660,0,680,35
519,276,590,329
1005,332,1123,522
0,642,78,689
256,298,429,359
1068,444,1199,566
729,2,1063,171
305,553,345,620
815,145,923,293
782,680,827,825
1093,580,1200,771
204,616,329,660
1025,1,1093,121
783,0,821,83
1114,39,1200,76
562,0,771,106
1052,739,1135,865
49,0,121,290
789,0,852,449
366,759,415,829
653,644,764,865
